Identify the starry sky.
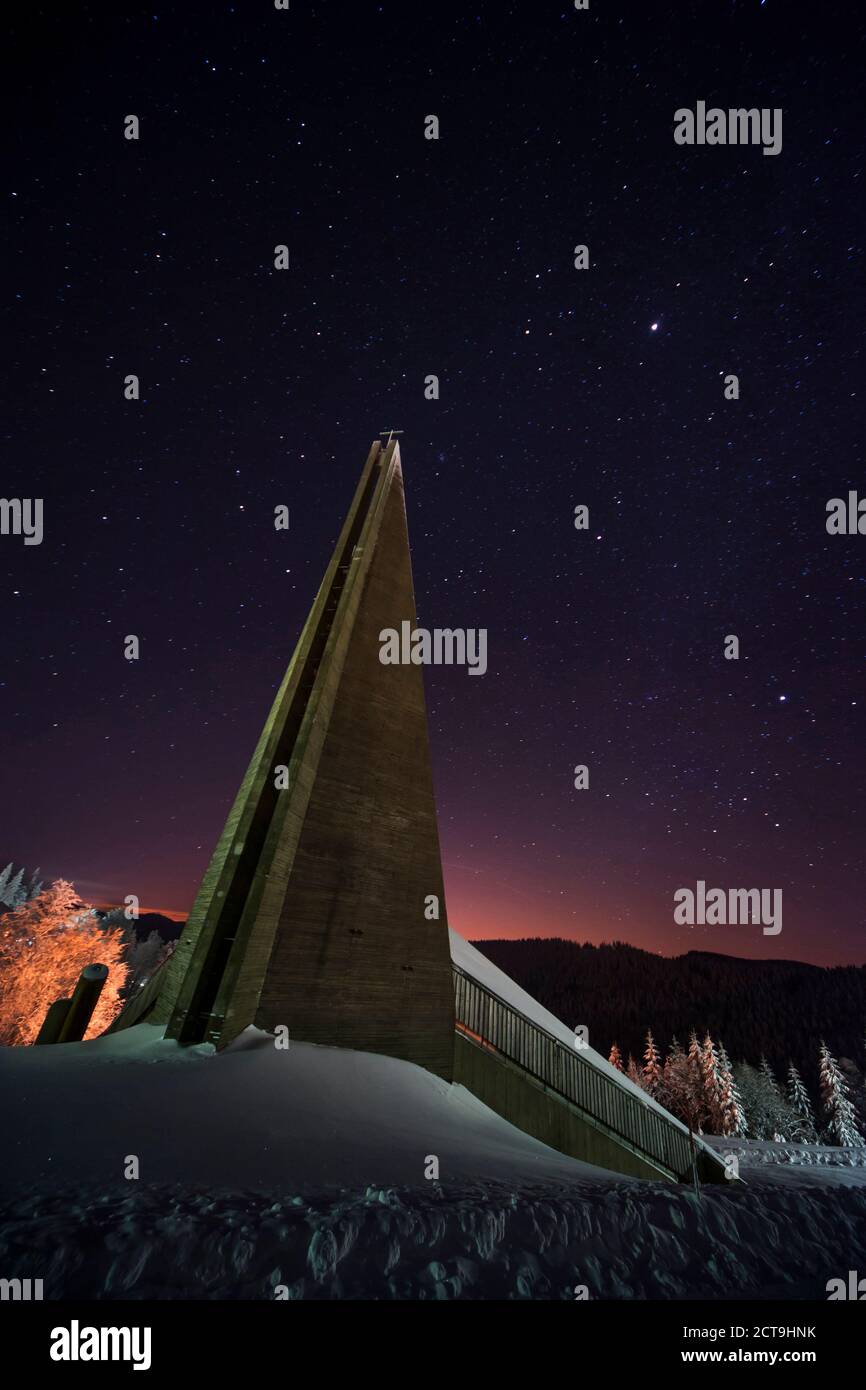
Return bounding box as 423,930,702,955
5,2,864,965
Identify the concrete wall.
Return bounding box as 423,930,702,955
251,451,455,1078
129,441,454,1080
454,1033,680,1182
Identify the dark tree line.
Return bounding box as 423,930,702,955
474,937,866,1111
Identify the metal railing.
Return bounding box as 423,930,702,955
453,965,700,1181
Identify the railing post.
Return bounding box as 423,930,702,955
56,964,109,1043
34,998,72,1045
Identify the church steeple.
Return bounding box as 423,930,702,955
120,439,455,1078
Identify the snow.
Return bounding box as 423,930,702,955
2,945,865,1298
0,1024,613,1192
705,1136,866,1188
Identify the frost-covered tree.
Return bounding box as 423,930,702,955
759,1057,798,1140
0,864,43,909
819,1042,865,1148
839,1058,866,1137
0,880,128,1045
786,1062,816,1142
732,1060,796,1141
0,866,25,908
608,1042,624,1072
717,1042,747,1137
122,930,170,997
642,1030,662,1097
24,867,42,902
700,1034,725,1132
99,908,176,999
661,1033,711,1132
626,1054,645,1088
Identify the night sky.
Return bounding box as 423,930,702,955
5,3,864,966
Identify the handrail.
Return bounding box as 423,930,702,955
452,963,704,1182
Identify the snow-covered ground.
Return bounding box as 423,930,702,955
0,1023,616,1191
1,1021,865,1299
705,1136,866,1187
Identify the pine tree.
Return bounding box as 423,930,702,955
0,880,128,1045
660,1033,710,1132
686,1032,708,1130
608,1042,624,1072
700,1034,725,1134
758,1056,795,1141
786,1062,816,1142
659,1036,687,1120
733,1062,763,1137
626,1054,643,1087
733,1060,796,1141
717,1042,747,1136
1,866,25,908
819,1041,865,1147
642,1030,662,1097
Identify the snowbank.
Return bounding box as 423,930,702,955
2,960,865,1299
0,1024,614,1193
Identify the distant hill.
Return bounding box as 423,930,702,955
94,910,184,945
471,938,866,1092
134,912,185,944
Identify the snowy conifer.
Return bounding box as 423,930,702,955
700,1034,725,1132
733,1060,795,1141
818,1041,865,1147
661,1033,710,1132
608,1042,624,1072
642,1030,662,1097
2,866,25,907
717,1042,747,1137
786,1062,816,1142
758,1057,795,1141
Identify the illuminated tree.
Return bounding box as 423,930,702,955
642,1030,662,1097
0,880,129,1045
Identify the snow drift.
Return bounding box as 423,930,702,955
2,1019,865,1299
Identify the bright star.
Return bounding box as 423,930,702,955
650,322,658,332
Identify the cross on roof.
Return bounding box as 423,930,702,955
379,429,404,445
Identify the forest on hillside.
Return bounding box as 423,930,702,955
473,937,866,1109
